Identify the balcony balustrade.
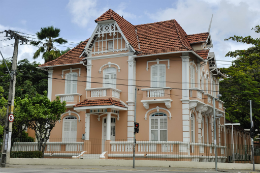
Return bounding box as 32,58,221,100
56,93,82,107
86,88,121,99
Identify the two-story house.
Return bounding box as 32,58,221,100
36,9,250,162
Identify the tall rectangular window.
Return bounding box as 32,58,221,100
150,113,167,141
190,66,195,88
65,73,77,94
151,64,166,88
108,41,113,50
103,67,117,88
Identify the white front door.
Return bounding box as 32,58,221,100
102,117,116,152
62,116,77,142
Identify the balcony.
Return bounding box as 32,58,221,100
85,88,121,99
189,89,204,101
141,87,172,109
56,93,82,107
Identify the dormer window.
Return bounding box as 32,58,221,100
108,41,113,50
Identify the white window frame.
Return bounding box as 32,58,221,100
150,64,166,88
103,67,117,89
205,77,208,94
191,114,195,143
65,72,78,94
201,116,204,143
108,40,113,50
206,117,209,144
190,65,195,88
149,112,167,141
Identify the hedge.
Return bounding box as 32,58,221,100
11,151,43,158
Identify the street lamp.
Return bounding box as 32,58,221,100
224,123,240,163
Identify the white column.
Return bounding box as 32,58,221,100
197,111,202,143
127,55,135,141
106,112,111,140
48,70,53,100
181,53,190,142
86,59,92,97
197,62,200,89
85,113,90,140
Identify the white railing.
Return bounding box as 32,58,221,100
91,89,106,97
56,93,81,103
86,88,121,99
112,89,120,99
12,142,84,152
141,88,171,98
110,141,133,152
219,102,223,109
197,91,203,99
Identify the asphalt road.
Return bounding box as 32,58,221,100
0,165,258,173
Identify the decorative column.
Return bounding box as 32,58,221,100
85,113,90,140
47,70,53,100
106,112,111,140
86,59,92,97
127,55,135,141
181,52,190,142
197,62,200,89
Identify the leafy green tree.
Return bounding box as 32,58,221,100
0,86,7,138
14,92,66,157
220,25,260,129
60,47,70,55
0,59,48,99
31,26,67,63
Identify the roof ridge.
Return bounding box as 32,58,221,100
134,19,175,27
172,20,192,51
187,32,209,36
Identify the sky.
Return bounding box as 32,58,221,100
0,0,259,68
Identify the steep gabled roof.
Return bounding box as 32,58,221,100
95,9,139,51
135,20,193,56
39,39,89,67
195,50,209,60
74,98,126,108
187,32,209,44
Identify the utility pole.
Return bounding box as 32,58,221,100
213,97,217,171
133,87,137,168
1,30,29,167
249,100,255,171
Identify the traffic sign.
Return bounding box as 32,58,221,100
8,114,14,122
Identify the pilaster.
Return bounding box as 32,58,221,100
85,113,90,140
48,70,53,100
86,59,92,97
106,112,111,140
181,53,190,142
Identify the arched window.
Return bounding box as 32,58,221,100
201,74,204,91
190,65,195,88
150,112,167,141
103,67,117,88
65,72,77,94
151,64,166,88
205,77,208,94
63,116,77,142
206,117,209,144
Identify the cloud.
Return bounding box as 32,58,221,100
67,0,101,27
145,0,260,68
115,2,137,20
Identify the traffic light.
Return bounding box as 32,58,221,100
250,127,255,138
134,122,139,134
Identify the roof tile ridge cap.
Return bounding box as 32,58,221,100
134,19,175,27
187,32,209,36
173,20,192,51
39,39,89,67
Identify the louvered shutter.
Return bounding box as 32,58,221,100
103,74,110,88
70,120,77,142
72,73,77,93
63,121,70,142
66,74,71,94
159,65,166,88
151,65,158,87
112,73,116,89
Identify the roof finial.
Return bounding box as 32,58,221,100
208,14,213,33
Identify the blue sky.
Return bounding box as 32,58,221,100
0,0,259,67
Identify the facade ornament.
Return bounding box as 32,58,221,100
189,100,198,109
144,106,172,120
59,110,80,122
143,103,149,109
99,62,121,73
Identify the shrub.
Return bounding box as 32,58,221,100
11,151,43,158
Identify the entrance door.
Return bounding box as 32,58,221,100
102,117,116,152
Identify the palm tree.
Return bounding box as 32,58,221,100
31,26,67,63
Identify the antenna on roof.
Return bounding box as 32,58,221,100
208,14,213,33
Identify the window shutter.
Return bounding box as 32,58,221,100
66,74,71,94
72,73,77,93
63,121,70,142
70,120,77,142
151,65,158,87
159,65,166,88
112,73,116,89
104,74,110,88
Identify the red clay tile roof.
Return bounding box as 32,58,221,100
74,98,126,108
95,9,140,52
135,20,193,56
39,39,89,67
187,32,209,44
195,50,209,59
